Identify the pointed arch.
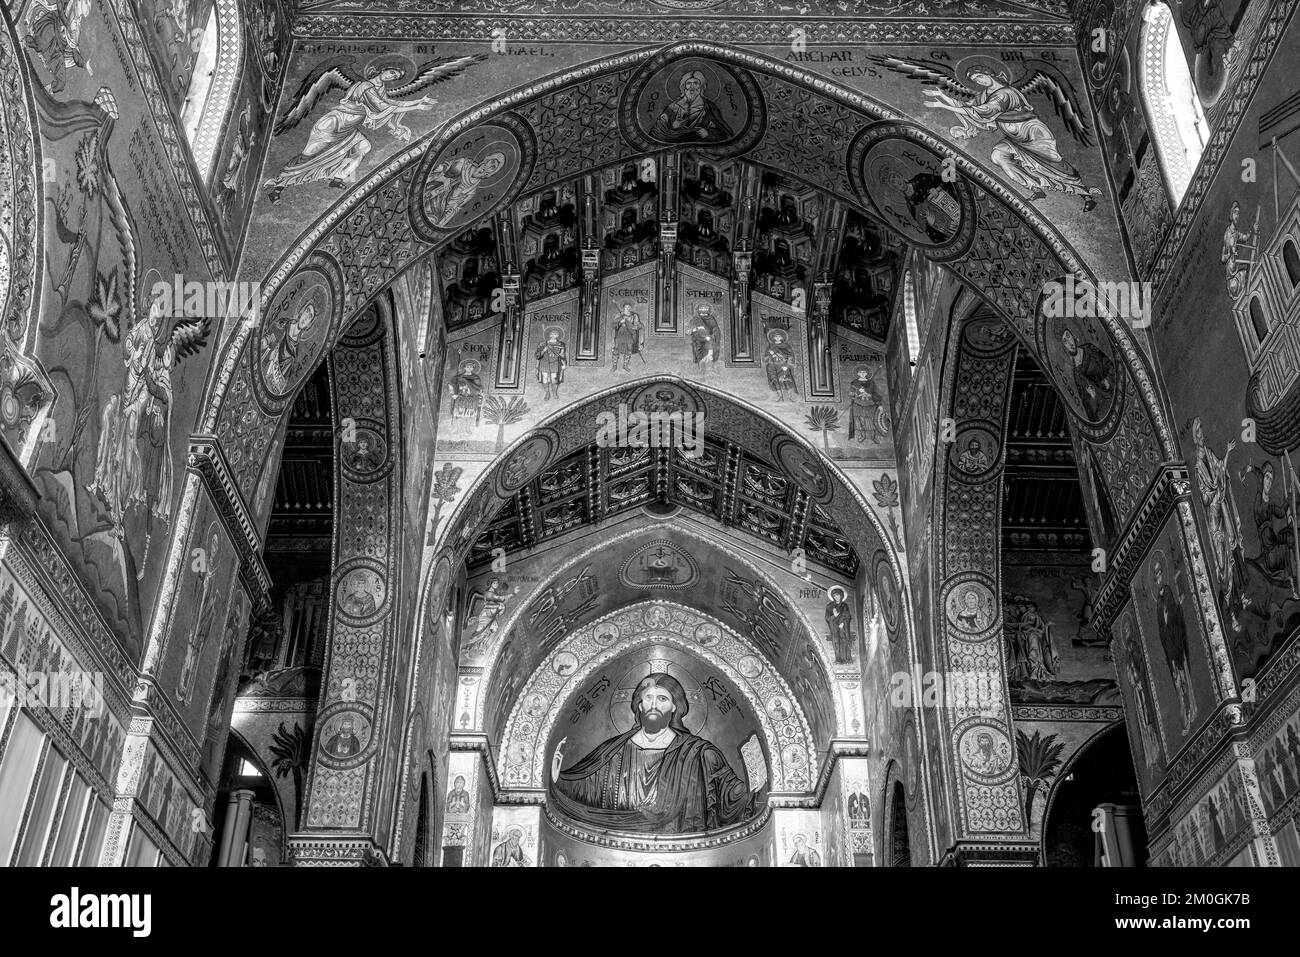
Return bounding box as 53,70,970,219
182,0,243,182
1139,1,1209,210
198,40,1179,536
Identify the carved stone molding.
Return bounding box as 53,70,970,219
940,840,1040,866
0,435,37,526
1010,705,1124,723
543,801,773,852
449,733,504,798
1091,463,1188,636
187,434,272,615
287,834,388,867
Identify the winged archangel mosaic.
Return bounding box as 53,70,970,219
265,53,486,202
871,54,1102,211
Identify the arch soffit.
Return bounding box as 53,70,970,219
437,371,899,588
468,517,844,736
205,41,1176,465
1037,718,1126,860
498,599,817,795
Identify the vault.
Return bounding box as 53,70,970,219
435,374,896,583
497,600,817,796
202,40,1176,554
464,518,845,751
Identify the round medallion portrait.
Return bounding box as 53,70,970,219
316,707,374,769
781,743,807,771
342,426,388,477
692,622,722,647
623,55,763,157
256,266,335,402
337,566,386,620
771,435,833,504
628,381,702,419
848,127,975,259
957,724,1013,781
1038,307,1121,428
415,114,534,237
593,622,620,646
552,651,580,678
874,557,901,641
522,692,548,720
945,580,995,637
495,430,556,498
766,694,793,721
961,313,1016,354
949,426,999,480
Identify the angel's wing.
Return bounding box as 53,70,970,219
162,314,212,366
386,54,489,98
1016,64,1094,146
868,55,975,101
273,56,360,135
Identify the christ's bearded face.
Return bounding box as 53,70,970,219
290,305,315,343
636,683,675,734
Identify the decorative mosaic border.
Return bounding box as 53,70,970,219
104,0,227,277
1146,0,1300,291
293,14,1076,46
543,798,773,851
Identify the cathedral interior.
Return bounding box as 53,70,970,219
0,0,1297,871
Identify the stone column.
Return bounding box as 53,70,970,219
217,788,255,866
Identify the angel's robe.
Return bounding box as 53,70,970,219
961,84,1088,191
552,727,756,833
269,77,403,188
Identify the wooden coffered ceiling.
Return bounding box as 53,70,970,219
467,436,860,577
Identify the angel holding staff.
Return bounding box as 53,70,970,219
265,53,485,202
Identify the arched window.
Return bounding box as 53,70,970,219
1284,239,1300,287
180,0,242,182
888,781,911,866
902,268,920,366
1140,2,1209,209
1249,296,1269,343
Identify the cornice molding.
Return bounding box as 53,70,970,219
187,435,272,614
0,435,37,526
1092,463,1188,635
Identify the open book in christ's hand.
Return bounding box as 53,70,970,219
740,733,768,792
